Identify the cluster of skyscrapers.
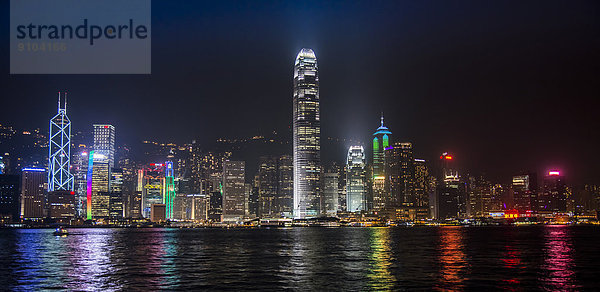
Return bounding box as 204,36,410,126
0,49,598,226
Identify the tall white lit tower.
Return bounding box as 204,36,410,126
293,48,321,219
48,92,74,191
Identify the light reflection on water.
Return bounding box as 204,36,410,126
367,227,395,290
437,226,468,290
541,225,579,291
68,229,115,290
1,226,598,290
500,237,524,290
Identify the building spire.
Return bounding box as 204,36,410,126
380,112,384,127
58,92,61,112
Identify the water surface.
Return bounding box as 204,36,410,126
0,226,598,291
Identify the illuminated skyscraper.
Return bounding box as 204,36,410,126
385,142,415,206
346,146,366,212
433,153,465,219
20,168,46,220
89,152,110,218
511,173,537,213
72,146,89,218
0,174,20,222
164,161,176,219
321,171,339,216
93,124,115,168
48,93,74,192
539,170,566,214
140,163,165,218
414,159,429,207
372,114,391,211
278,155,294,217
222,160,245,221
256,155,293,218
109,168,124,220
293,48,321,219
257,156,278,217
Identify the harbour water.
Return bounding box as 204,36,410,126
0,225,598,291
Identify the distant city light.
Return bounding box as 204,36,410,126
549,171,560,176
440,153,453,160
22,168,45,172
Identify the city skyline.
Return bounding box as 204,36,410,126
2,2,600,291
1,1,599,185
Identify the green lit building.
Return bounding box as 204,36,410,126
372,115,392,211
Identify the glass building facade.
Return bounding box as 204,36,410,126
346,146,366,212
93,124,115,168
293,48,321,218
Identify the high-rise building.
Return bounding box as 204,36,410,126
20,168,46,220
467,176,498,217
413,159,429,207
208,189,223,222
139,163,165,218
48,190,75,220
164,161,176,219
48,93,74,192
108,192,124,220
385,142,415,207
257,156,278,217
539,170,567,214
72,146,89,218
89,152,110,219
93,124,116,168
189,194,209,221
372,115,392,211
173,193,189,220
277,155,294,217
346,146,366,213
511,173,538,213
222,160,245,221
255,155,293,218
0,174,20,222
244,183,252,217
151,203,166,222
128,191,142,219
293,48,321,219
109,168,124,220
337,165,347,213
321,171,339,216
433,153,464,220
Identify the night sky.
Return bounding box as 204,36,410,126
1,1,599,184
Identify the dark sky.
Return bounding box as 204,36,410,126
1,0,599,184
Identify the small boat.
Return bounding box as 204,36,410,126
53,227,69,236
